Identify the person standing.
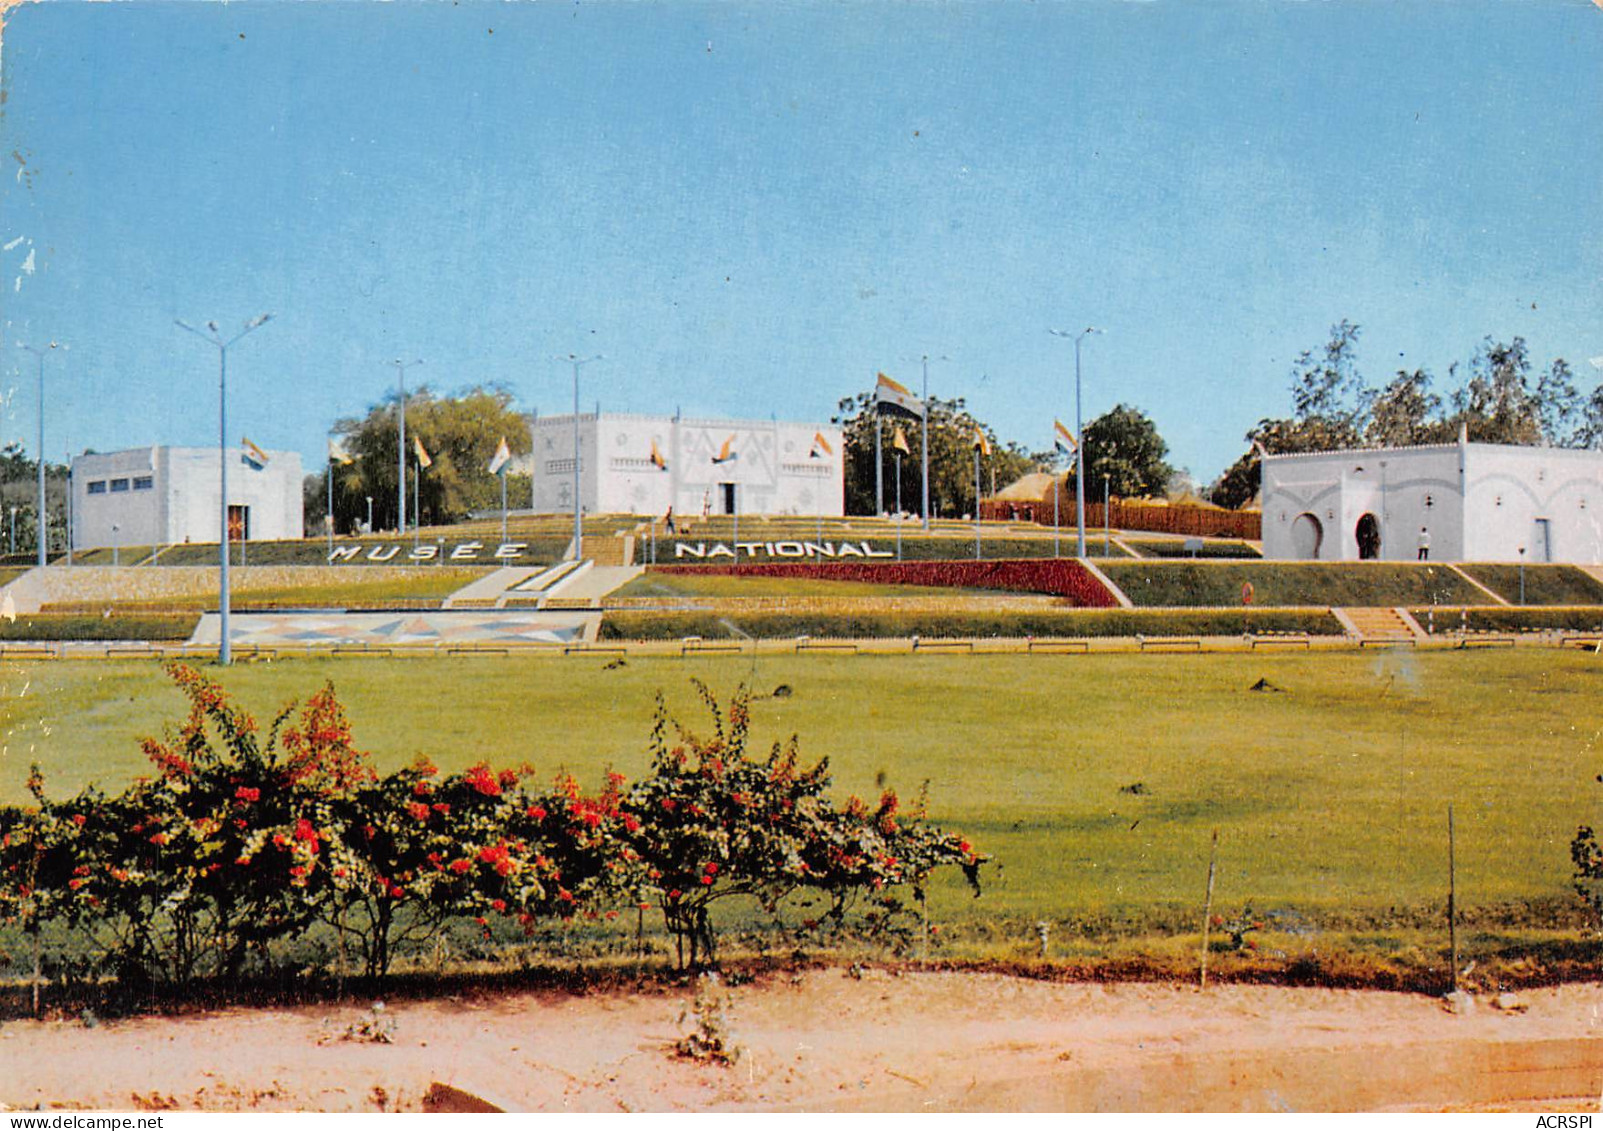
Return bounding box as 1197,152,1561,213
1417,526,1431,561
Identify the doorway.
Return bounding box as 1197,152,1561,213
1532,517,1552,563
720,483,737,515
1356,513,1381,560
1289,513,1323,560
227,504,250,543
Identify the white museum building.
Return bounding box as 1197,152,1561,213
526,412,843,519
70,445,305,551
1261,431,1603,563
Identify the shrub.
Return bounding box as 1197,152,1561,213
619,681,983,969
655,559,1117,606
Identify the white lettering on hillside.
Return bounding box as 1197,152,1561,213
669,541,889,559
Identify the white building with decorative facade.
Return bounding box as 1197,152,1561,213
1262,432,1603,562
70,445,305,551
526,413,843,519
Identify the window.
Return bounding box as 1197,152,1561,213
132,476,153,490
87,480,107,495
110,478,130,493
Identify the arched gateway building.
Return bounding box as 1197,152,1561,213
1261,429,1603,563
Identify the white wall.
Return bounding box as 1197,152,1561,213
72,446,304,550
530,413,842,519
1262,441,1603,563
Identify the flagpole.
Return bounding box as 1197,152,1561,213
973,444,981,561
875,416,883,517
500,468,507,544
921,356,931,532
393,359,422,535
895,453,903,561
1053,468,1061,559
414,462,421,551
327,453,335,555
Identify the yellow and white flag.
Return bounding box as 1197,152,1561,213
241,437,269,468
874,372,924,418
810,432,833,458
487,436,511,475
413,436,433,469
973,428,992,456
711,435,738,464
891,424,910,455
650,439,667,470
1053,420,1077,455
328,437,354,465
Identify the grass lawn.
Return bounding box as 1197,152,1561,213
1102,561,1485,607
4,650,1598,937
1459,564,1603,606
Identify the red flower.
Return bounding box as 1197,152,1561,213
71,814,86,826
149,832,169,846
491,899,506,912
233,786,260,804
236,856,252,866
450,859,472,874
389,886,405,899
407,802,431,823
661,798,677,812
526,805,547,821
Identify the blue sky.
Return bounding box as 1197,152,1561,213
1,0,1599,486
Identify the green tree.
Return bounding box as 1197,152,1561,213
1289,319,1369,445
327,386,530,532
1073,404,1173,498
1364,369,1448,448
832,393,1033,517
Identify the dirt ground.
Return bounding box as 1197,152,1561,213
2,970,1602,1113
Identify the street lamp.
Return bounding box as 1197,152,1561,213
18,341,62,568
175,313,273,666
1049,327,1103,557
393,359,422,534
7,505,15,555
365,495,373,533
557,353,602,560
111,523,120,568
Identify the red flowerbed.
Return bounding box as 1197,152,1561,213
658,558,1118,608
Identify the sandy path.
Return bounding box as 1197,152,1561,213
3,971,1602,1112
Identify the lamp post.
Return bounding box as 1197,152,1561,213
18,341,61,568
175,314,272,667
1049,327,1102,557
558,353,602,560
111,523,120,568
393,359,422,534
365,495,373,534
8,505,15,555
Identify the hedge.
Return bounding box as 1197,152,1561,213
600,608,1344,640
655,558,1116,606
1101,561,1484,608
1410,606,1603,635
0,613,201,641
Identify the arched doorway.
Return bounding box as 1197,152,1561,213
1289,512,1323,560
1356,512,1381,560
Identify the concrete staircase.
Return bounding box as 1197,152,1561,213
1335,606,1425,645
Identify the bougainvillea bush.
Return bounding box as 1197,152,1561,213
0,664,984,997
620,681,984,968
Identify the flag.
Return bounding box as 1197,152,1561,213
413,436,433,469
874,372,924,418
241,437,269,469
650,439,667,470
1251,439,1270,461
974,428,991,456
1053,420,1077,455
712,435,738,464
892,425,910,454
810,431,833,458
487,436,511,475
328,437,353,465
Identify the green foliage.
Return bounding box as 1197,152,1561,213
330,386,531,531
0,613,199,641
831,391,1034,517
0,666,983,988
600,608,1341,640
1411,606,1603,634
1455,564,1603,606
1075,404,1174,499
1101,561,1482,608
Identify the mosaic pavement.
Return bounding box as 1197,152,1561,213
188,609,599,647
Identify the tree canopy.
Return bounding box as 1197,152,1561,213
832,393,1034,517
1208,323,1596,510
318,386,530,533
